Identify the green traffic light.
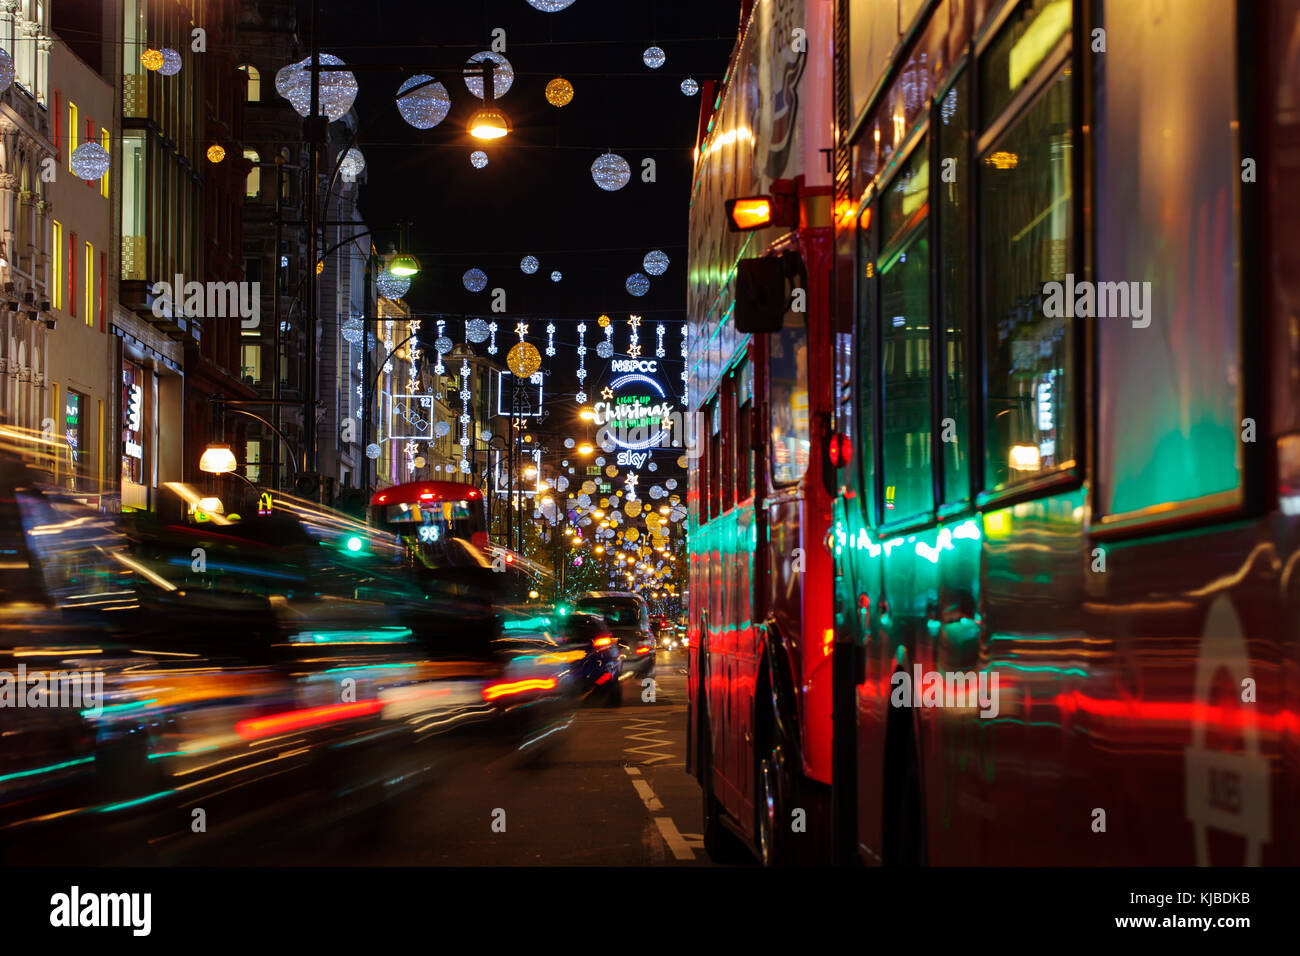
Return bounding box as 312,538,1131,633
345,535,364,553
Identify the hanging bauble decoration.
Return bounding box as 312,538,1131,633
596,341,613,359
0,48,11,92
278,54,358,121
70,142,112,180
551,271,562,282
463,268,488,292
527,0,577,10
545,77,574,107
643,46,666,69
470,150,488,169
591,152,631,191
435,421,451,438
396,74,451,129
141,49,164,72
466,318,490,343
643,250,669,276
521,256,539,274
338,147,366,180
376,270,410,299
464,51,515,99
159,49,182,76
681,77,699,97
206,144,226,164
507,342,542,379
435,335,453,354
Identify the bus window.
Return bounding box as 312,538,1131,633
770,308,810,486
879,139,933,521
980,68,1074,493
1094,0,1241,520
736,360,752,502
721,375,735,513
937,70,971,504
857,205,877,524
709,396,722,521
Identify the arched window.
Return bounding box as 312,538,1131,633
244,150,261,200
238,64,261,102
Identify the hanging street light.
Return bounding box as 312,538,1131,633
199,443,238,474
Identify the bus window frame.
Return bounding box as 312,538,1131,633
972,25,1083,514
874,124,940,535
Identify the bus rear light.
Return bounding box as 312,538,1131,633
840,434,853,464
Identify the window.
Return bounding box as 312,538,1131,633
980,0,1071,128
64,389,85,490
856,207,877,521
244,149,261,199
240,344,261,384
708,396,721,520
721,376,735,513
736,360,752,501
100,129,110,198
1094,0,1242,520
238,64,261,102
121,132,146,281
51,220,62,311
937,72,971,503
83,243,93,326
980,68,1074,492
68,231,77,320
66,101,77,173
770,309,810,486
879,139,932,520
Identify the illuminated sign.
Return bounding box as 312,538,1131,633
383,393,435,440
593,372,676,452
610,359,658,373
496,370,544,417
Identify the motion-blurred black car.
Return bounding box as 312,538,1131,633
556,611,623,706
573,592,656,679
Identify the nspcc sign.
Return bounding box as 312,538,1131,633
594,373,676,451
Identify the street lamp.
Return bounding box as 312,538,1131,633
199,443,238,474
388,253,421,276
468,105,511,140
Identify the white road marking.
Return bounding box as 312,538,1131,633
632,779,664,811
654,817,699,860
624,766,641,776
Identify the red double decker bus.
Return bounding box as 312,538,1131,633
827,0,1300,866
685,0,836,864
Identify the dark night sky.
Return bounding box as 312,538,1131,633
309,0,742,415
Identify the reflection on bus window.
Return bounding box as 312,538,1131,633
981,70,1073,492
770,311,810,485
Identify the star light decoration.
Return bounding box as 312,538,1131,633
459,359,472,473
521,255,539,275
643,46,666,69
463,268,487,292
626,273,649,297
591,152,631,191
434,319,447,375
546,322,556,357
656,323,666,357
397,75,451,129
628,314,641,356
470,150,488,169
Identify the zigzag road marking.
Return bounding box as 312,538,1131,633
623,717,675,765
